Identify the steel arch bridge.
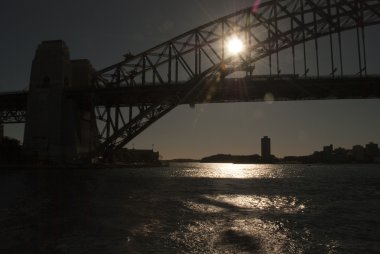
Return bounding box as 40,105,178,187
1,0,380,159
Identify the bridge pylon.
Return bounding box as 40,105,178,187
23,40,98,163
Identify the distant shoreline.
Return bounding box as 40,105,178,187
0,161,168,170
0,161,379,171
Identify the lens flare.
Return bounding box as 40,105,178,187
252,0,262,13
227,37,244,55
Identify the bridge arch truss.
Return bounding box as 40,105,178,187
92,0,380,158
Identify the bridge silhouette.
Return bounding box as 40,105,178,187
1,0,380,163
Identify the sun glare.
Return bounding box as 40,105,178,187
227,37,244,55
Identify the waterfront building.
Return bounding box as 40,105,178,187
0,124,3,142
323,144,333,154
365,142,379,158
112,148,159,163
261,136,271,159
352,145,365,162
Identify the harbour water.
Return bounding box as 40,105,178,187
0,163,379,253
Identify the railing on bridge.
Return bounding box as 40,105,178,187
0,91,28,123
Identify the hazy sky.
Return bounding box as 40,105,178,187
1,0,379,159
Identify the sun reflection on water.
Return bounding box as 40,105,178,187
213,163,252,178
156,164,310,252
180,163,290,178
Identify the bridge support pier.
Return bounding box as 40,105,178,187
23,40,98,164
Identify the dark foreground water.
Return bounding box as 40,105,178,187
0,163,379,253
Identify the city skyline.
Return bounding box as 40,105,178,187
1,0,380,160
197,137,379,161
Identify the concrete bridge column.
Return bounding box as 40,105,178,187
23,40,97,163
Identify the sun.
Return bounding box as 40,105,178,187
227,36,244,55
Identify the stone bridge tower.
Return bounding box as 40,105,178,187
23,40,98,163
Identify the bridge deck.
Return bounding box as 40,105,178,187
69,76,380,107
1,77,379,115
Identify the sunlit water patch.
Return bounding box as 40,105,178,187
179,193,308,253
203,194,306,213
164,162,296,178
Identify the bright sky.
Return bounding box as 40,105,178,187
1,0,379,159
